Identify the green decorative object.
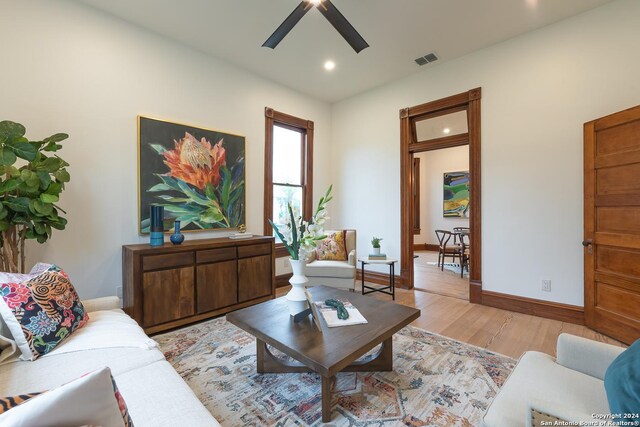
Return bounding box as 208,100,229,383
324,299,349,320
0,121,70,273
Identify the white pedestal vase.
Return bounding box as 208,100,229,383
287,258,309,316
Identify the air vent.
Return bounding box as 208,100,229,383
414,52,439,66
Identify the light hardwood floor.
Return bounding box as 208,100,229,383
277,283,624,360
414,250,469,300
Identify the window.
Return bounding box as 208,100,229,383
264,108,313,257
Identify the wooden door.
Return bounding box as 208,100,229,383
196,260,238,313
142,267,195,327
238,255,272,303
584,105,640,345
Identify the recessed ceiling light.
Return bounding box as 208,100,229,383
324,60,336,71
443,128,451,134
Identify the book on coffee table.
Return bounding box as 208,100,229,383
314,300,368,327
368,254,387,260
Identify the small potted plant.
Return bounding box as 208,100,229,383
371,237,383,255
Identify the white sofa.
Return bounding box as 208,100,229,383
305,229,356,290
0,296,219,426
482,333,625,426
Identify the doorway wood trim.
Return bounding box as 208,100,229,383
400,88,482,302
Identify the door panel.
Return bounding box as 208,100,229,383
584,104,640,345
238,255,272,303
142,267,195,327
196,260,238,313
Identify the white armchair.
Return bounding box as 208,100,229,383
482,333,625,427
305,230,356,291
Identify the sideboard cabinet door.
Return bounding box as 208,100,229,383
238,254,272,303
196,260,238,313
142,267,195,327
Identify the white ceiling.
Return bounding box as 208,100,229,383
75,0,615,103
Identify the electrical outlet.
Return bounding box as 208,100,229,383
116,286,123,299
541,280,551,292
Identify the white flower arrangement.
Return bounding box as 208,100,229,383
269,185,333,261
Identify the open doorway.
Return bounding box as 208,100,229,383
400,88,482,303
413,145,470,299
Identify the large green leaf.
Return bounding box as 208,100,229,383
9,142,37,161
0,148,17,166
205,183,216,201
40,157,62,172
40,193,59,204
45,182,62,195
54,169,70,183
43,133,68,144
0,121,26,140
0,179,19,193
161,204,200,215
155,194,190,203
37,171,51,189
3,197,30,212
0,221,8,232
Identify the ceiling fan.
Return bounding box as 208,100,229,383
262,0,369,53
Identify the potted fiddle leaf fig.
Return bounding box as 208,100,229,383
0,121,70,273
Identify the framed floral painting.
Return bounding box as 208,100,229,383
138,116,245,234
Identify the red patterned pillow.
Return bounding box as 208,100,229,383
0,265,88,360
315,230,348,261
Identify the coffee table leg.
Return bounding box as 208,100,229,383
256,338,265,373
321,375,334,422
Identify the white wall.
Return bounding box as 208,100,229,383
0,0,331,298
331,0,640,305
414,147,469,246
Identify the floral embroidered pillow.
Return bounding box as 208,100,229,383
315,230,348,261
0,265,88,361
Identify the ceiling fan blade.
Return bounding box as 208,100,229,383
317,0,369,53
262,1,312,49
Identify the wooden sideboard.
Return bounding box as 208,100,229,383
122,236,275,334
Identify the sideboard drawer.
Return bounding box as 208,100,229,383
238,243,272,258
143,252,194,271
196,247,237,264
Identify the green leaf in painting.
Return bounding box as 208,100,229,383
220,167,231,212
200,207,224,224
205,183,216,201
148,183,173,192
149,144,167,154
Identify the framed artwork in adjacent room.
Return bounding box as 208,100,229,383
443,171,469,218
138,116,245,234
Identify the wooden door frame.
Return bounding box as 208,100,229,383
400,88,482,302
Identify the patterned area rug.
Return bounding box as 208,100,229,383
155,318,514,426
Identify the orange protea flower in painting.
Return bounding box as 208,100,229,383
162,132,226,190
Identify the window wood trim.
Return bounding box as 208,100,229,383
413,157,421,235
264,107,314,258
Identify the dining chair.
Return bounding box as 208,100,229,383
456,232,470,277
452,226,470,245
434,230,461,270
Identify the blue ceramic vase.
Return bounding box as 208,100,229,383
170,220,185,245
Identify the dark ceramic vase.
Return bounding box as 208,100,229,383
170,220,185,245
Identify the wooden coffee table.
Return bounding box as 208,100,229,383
226,286,420,422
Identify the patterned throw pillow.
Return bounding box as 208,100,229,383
0,265,88,361
0,367,134,426
315,230,348,261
